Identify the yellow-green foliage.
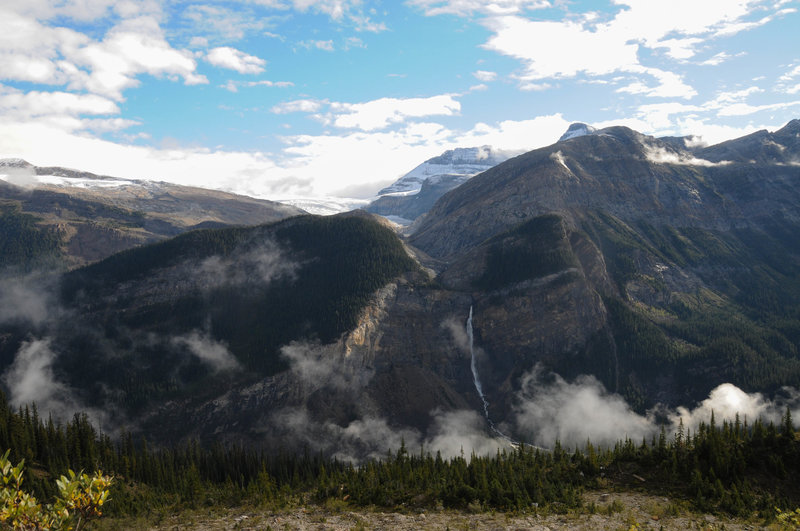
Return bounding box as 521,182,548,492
0,449,112,530
776,507,800,529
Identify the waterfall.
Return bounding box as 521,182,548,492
466,306,535,448
467,306,491,421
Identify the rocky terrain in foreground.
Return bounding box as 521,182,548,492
102,491,771,530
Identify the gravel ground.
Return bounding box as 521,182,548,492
100,491,775,530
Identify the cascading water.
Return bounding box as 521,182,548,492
467,306,491,421
467,305,514,441
466,306,538,448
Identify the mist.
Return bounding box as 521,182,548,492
1,338,108,429
0,165,38,189
196,241,296,289
513,365,800,449
172,330,240,373
0,272,58,327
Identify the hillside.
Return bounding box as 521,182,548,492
1,122,800,455
0,212,419,444
0,159,304,269
404,119,800,419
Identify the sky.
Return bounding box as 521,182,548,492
1,0,799,202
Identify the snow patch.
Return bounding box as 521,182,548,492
558,122,597,142
378,146,514,196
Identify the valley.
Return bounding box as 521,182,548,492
1,120,800,526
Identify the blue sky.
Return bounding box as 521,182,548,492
1,0,799,200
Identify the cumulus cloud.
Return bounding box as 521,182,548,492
69,18,207,100
172,330,240,372
205,46,266,74
326,95,461,131
0,89,119,119
426,0,792,97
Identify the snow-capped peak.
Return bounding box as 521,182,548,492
559,123,597,142
378,146,513,196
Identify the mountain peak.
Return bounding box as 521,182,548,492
559,122,597,142
0,158,33,168
376,145,511,197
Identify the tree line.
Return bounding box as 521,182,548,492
0,388,797,521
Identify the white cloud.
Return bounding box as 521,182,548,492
224,79,294,92
271,98,327,114
484,16,639,81
700,86,800,117
408,0,551,16
206,46,266,74
715,100,800,117
643,145,730,167
456,113,569,151
182,4,272,42
778,64,800,94
284,0,386,31
299,39,335,51
0,88,119,118
437,0,791,98
326,94,461,131
68,17,207,100
700,51,734,66
344,36,366,49
616,66,697,99
0,6,206,101
473,70,497,82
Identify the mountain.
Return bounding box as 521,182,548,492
2,121,800,453
558,122,597,141
0,159,304,268
408,119,800,416
366,146,514,223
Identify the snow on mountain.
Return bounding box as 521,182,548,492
275,196,370,216
378,146,513,197
558,123,597,142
